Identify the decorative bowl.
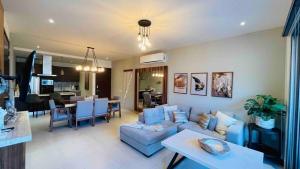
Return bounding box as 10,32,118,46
198,138,230,155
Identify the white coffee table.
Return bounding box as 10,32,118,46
161,129,264,169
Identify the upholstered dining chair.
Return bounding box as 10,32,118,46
94,98,109,124
26,94,45,118
49,92,65,108
70,96,84,102
111,96,121,118
48,100,72,132
143,93,157,108
75,100,94,129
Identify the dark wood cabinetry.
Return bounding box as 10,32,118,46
16,63,80,82
52,66,79,82
95,68,111,98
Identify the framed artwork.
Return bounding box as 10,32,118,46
190,73,208,96
174,73,188,94
85,72,89,90
211,72,233,98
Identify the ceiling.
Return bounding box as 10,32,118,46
3,0,292,61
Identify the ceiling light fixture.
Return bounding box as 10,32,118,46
240,21,246,26
137,19,152,51
48,18,55,24
75,47,105,73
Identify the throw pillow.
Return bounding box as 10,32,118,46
173,111,188,123
163,105,178,121
215,122,228,135
143,108,164,125
215,111,237,135
207,116,218,131
198,113,210,129
215,110,237,126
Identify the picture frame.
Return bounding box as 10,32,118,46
190,73,208,96
174,73,188,94
211,72,233,98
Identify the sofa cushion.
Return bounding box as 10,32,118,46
173,111,188,123
163,105,178,121
120,121,178,146
189,112,203,123
177,105,192,114
198,113,210,129
144,107,165,125
178,121,225,140
207,116,218,131
215,111,237,135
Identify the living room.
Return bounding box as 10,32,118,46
0,0,299,169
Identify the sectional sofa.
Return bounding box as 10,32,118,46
120,105,245,157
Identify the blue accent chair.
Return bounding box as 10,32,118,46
94,98,110,124
75,100,94,129
48,99,72,132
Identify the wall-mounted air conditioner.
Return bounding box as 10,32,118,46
140,53,167,64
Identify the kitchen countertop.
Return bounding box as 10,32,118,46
0,111,32,148
7,92,77,98
38,92,76,97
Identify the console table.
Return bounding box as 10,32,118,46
248,123,282,163
0,111,32,169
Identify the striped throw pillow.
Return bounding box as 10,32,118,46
199,113,210,129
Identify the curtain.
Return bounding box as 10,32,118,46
285,14,300,169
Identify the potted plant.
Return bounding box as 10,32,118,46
244,95,286,129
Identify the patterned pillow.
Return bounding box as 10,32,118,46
173,111,188,123
163,105,178,121
198,113,210,129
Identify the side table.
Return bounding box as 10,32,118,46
248,123,282,163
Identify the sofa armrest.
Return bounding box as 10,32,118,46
226,120,245,146
138,112,145,123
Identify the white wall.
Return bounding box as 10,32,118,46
112,28,286,120
167,28,286,120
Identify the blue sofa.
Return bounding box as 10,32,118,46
120,105,245,157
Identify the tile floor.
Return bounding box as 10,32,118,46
26,110,281,169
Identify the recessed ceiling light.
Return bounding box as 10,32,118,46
240,21,246,26
48,18,55,24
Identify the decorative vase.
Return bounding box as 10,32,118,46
255,116,275,129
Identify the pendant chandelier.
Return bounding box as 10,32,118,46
137,19,152,51
75,47,105,73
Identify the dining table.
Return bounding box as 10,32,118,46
64,99,121,118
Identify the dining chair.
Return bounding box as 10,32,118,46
75,100,94,129
49,92,65,108
94,98,109,124
70,96,84,102
48,100,72,132
143,93,157,108
92,95,99,99
26,94,45,118
111,96,121,118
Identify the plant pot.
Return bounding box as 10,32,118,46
255,116,275,129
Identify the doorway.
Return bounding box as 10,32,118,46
134,66,168,111
95,68,111,98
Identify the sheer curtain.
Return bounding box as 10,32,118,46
284,8,300,169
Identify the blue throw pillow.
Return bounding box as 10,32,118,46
173,111,188,123
144,107,165,125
